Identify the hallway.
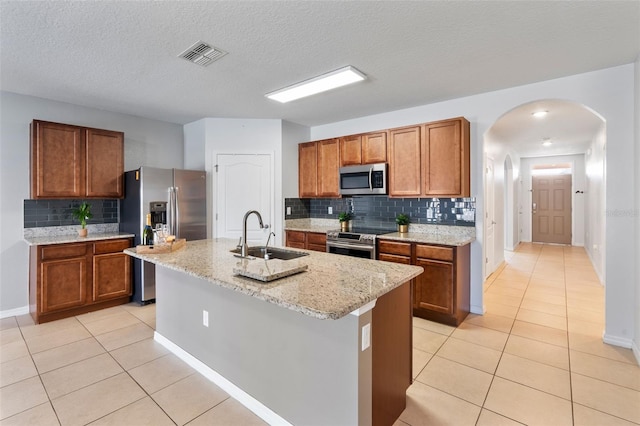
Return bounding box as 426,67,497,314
401,243,640,425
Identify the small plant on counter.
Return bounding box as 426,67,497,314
338,211,352,231
72,202,93,236
338,212,352,223
395,213,410,226
396,213,410,233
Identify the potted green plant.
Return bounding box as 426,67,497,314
338,211,352,231
72,202,93,237
396,213,410,233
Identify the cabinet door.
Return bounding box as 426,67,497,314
31,120,84,198
41,257,87,313
306,232,327,252
388,126,421,197
93,253,131,302
340,135,362,166
317,139,340,197
422,118,469,197
362,131,387,164
298,142,318,197
285,230,306,249
414,258,454,315
86,128,124,198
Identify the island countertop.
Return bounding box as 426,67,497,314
124,238,423,320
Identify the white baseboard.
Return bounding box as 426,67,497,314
470,304,485,315
632,340,640,366
0,305,29,319
602,332,633,349
154,332,292,426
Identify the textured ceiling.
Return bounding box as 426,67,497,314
1,1,639,156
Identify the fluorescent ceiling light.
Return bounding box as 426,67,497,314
532,110,548,118
265,66,366,103
542,138,553,146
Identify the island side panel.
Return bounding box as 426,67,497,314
155,265,371,426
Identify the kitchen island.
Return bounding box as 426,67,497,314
125,238,423,426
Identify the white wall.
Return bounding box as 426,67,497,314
483,132,522,272
0,91,184,314
281,121,309,199
633,54,640,364
183,118,305,247
520,154,586,246
311,64,636,347
585,125,607,282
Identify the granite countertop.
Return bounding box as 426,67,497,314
124,238,423,320
285,219,475,247
24,232,135,246
377,231,474,246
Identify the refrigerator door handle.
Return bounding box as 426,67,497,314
174,186,180,238
167,187,175,236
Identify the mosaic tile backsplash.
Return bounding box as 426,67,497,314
285,196,475,228
24,199,119,228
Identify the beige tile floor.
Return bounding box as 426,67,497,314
1,243,638,425
399,243,640,426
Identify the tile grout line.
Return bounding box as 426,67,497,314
473,243,541,425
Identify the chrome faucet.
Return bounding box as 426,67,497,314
241,210,264,257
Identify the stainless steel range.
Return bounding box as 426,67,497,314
326,227,395,259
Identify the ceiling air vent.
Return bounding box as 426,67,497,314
178,41,227,67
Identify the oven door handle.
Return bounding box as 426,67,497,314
326,242,375,252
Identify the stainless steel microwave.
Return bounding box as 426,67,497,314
339,163,387,195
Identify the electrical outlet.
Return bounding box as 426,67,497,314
286,206,291,215
361,323,371,351
203,310,209,327
328,206,333,215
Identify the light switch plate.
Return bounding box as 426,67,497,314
361,323,371,351
203,310,209,327
286,206,292,215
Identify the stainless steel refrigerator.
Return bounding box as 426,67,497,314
120,167,207,304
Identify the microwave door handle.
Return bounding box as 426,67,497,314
369,167,373,191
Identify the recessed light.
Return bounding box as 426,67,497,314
265,66,366,103
542,138,553,147
532,110,548,118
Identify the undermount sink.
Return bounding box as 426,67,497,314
230,246,309,260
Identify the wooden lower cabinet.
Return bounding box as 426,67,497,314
378,239,470,326
372,281,412,426
285,230,327,252
30,238,132,324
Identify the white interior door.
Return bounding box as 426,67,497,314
485,157,496,278
215,154,273,244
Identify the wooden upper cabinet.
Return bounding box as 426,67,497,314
299,138,340,198
340,135,362,166
85,128,124,198
31,120,124,199
339,131,387,166
32,121,84,198
422,118,470,197
298,142,318,197
317,139,340,197
361,131,387,164
388,126,422,197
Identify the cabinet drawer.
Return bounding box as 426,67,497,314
94,239,131,255
286,231,306,244
416,245,453,262
378,240,412,256
306,232,326,246
378,253,412,265
41,243,87,261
